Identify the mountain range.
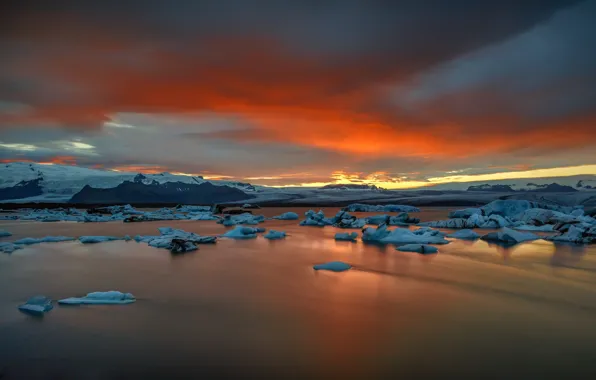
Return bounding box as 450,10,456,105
1,162,595,206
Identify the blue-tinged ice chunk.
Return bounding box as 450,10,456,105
14,236,75,245
0,242,23,253
396,244,438,254
272,212,299,220
18,295,53,315
335,232,358,241
222,226,265,239
481,228,540,245
264,230,286,240
58,291,136,305
313,261,352,272
78,236,122,244
513,224,554,232
447,229,480,240
0,229,12,237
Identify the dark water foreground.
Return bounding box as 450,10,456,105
1,208,596,379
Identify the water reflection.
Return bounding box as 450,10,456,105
1,207,596,378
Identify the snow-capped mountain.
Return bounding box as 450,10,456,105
0,162,263,202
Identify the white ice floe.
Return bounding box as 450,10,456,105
0,229,12,237
14,236,75,245
264,230,286,240
0,242,23,253
79,236,123,244
481,228,540,245
58,291,136,305
313,261,352,272
396,244,438,254
447,229,480,240
335,232,358,241
18,295,53,315
218,213,265,226
343,203,420,213
222,226,266,239
272,212,299,220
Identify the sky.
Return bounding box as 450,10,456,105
1,0,595,188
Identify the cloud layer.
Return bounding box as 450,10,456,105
1,0,595,186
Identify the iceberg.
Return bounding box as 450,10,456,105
396,244,438,254
187,211,219,221
222,226,266,239
218,213,265,226
14,236,75,245
448,208,482,219
0,242,23,253
366,214,390,225
168,238,198,253
18,295,54,315
175,205,211,213
136,227,217,250
78,236,122,244
380,228,449,245
362,224,391,242
480,200,574,219
335,232,358,241
264,230,286,240
546,225,596,244
313,261,352,272
344,203,420,213
0,229,12,237
58,291,136,305
272,212,299,220
388,212,420,225
481,228,540,245
299,210,334,227
447,229,480,240
421,214,512,229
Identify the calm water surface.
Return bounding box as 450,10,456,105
1,207,596,379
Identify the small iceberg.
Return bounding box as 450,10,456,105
0,242,23,254
396,244,438,254
58,291,136,305
218,213,265,226
222,226,266,239
481,228,540,246
335,232,358,241
168,239,198,253
79,236,122,244
187,212,219,221
14,236,75,245
0,229,11,237
299,210,334,227
448,208,482,219
513,224,554,232
363,226,449,245
18,295,53,315
447,229,480,240
135,227,217,250
264,230,286,240
272,212,299,220
313,261,352,272
546,225,596,244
